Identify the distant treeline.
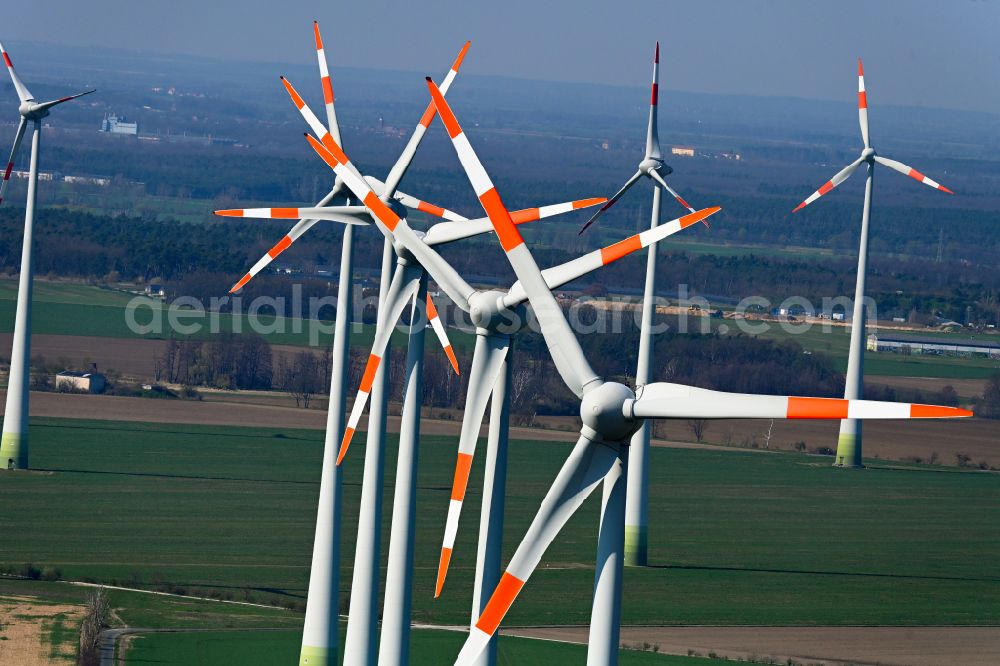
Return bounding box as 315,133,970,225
1,206,998,325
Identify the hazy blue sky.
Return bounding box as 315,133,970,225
4,0,999,113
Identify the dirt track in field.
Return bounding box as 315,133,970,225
506,625,1000,666
4,389,999,468
0,390,584,443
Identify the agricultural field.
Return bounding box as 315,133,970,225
1,416,997,636
0,278,480,353
120,626,729,665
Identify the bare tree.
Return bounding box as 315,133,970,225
509,362,539,425
285,351,321,408
763,419,774,449
78,586,110,666
688,418,709,444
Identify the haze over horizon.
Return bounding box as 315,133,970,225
2,0,998,115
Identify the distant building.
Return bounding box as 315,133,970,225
101,113,138,136
671,146,695,157
867,333,1000,358
63,174,111,186
55,366,107,394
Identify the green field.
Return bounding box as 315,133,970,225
0,279,476,352
1,416,998,633
123,627,728,665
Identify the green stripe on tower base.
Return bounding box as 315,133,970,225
299,645,330,666
624,525,648,567
834,433,863,468
0,431,27,470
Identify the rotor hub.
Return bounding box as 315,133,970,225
19,103,47,121
580,381,638,442
469,290,524,335
861,147,876,161
639,157,669,175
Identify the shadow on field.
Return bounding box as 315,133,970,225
32,467,329,486
649,562,1000,583
37,421,321,443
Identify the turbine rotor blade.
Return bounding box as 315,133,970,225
579,170,643,235
304,132,475,311
0,118,27,206
382,41,471,197
791,158,863,213
423,197,606,247
393,190,468,222
223,186,344,292
644,41,661,161
337,263,423,465
456,433,617,664
426,293,460,374
874,155,954,194
214,205,371,224
312,21,342,147
426,76,598,397
504,207,721,308
280,75,367,184
435,335,509,597
509,197,607,224
629,382,974,420
34,89,96,112
0,41,33,102
858,58,870,148
647,167,708,228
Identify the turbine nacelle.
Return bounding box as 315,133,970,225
639,157,670,176
580,381,638,443
469,289,524,335
19,101,48,120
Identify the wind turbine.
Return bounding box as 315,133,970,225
423,77,972,666
234,53,604,664
219,36,472,666
792,59,954,469
0,41,94,471
581,42,703,568
578,43,698,235
288,118,716,666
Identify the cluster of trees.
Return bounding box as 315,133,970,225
3,200,998,326
978,373,1000,419
155,333,273,390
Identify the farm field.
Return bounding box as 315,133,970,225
120,626,724,665
1,416,998,633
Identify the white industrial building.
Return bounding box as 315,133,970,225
867,333,1000,358
55,369,107,393
101,113,138,136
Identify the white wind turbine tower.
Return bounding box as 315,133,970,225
0,41,94,471
580,42,703,568
423,77,972,666
792,59,954,468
